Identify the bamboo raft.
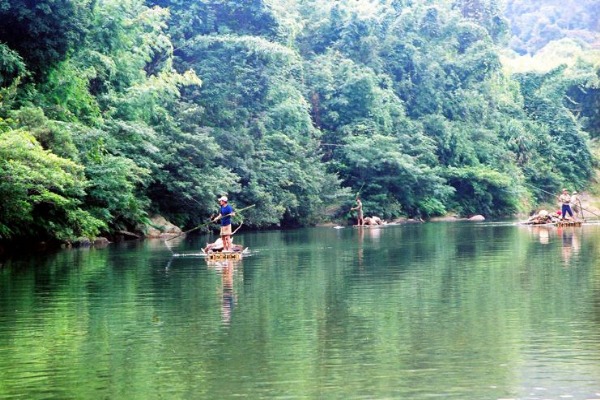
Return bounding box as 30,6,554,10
202,247,249,261
554,220,583,227
206,251,244,261
520,220,583,227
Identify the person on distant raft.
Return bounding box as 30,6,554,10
351,198,364,226
558,188,575,221
214,196,235,251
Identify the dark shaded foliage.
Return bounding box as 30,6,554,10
0,0,92,79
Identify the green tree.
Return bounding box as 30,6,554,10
0,129,104,240
0,43,28,88
444,166,518,217
515,65,594,188
179,35,342,226
147,0,282,45
305,53,452,218
0,0,92,78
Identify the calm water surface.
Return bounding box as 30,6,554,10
1,222,600,399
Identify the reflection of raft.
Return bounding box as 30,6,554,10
354,223,397,228
519,220,583,227
519,221,555,226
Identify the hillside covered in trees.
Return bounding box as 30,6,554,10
1,0,599,243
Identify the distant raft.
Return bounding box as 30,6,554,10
519,219,583,227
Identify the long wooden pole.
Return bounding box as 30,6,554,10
166,204,255,241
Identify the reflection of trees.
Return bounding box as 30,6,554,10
3,227,600,397
232,225,600,396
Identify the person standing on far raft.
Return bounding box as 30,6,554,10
351,198,364,226
558,189,575,221
214,196,235,252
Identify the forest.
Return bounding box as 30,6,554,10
0,0,599,243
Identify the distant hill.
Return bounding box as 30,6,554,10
504,0,600,54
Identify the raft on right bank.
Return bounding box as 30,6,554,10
519,209,584,227
518,209,584,227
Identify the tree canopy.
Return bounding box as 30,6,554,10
0,0,598,242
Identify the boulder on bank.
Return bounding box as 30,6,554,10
468,215,485,221
94,237,111,247
429,216,460,222
391,217,424,224
73,237,92,247
145,215,182,238
69,236,111,248
364,216,386,225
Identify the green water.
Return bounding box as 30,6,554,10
1,222,600,399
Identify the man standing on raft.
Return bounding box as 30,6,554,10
214,196,235,252
351,198,364,226
558,188,576,221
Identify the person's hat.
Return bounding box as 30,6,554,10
562,188,568,192
573,191,578,194
218,196,228,202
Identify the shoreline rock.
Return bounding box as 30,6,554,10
144,215,182,238
468,215,485,221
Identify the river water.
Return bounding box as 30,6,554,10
1,222,599,399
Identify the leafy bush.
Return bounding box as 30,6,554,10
0,129,104,240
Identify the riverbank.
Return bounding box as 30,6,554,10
4,182,600,257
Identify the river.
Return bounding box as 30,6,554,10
1,222,600,399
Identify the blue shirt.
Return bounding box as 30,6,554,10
220,204,233,226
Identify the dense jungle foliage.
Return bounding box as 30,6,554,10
0,0,599,242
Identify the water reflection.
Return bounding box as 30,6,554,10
526,224,583,264
529,225,552,244
557,226,581,265
207,259,240,325
2,225,600,399
357,226,364,269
